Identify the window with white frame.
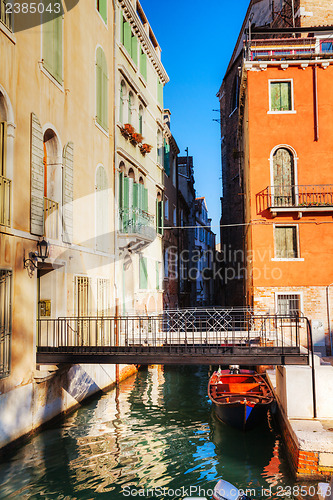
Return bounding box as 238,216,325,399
276,294,301,316
275,226,299,259
270,81,293,112
164,196,169,220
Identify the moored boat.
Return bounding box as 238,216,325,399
208,367,274,431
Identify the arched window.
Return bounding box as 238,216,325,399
96,165,108,251
128,91,133,124
0,94,11,227
119,81,126,124
43,3,63,84
43,128,62,239
139,105,143,135
272,147,295,207
96,47,108,130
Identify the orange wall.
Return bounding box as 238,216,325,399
245,65,333,288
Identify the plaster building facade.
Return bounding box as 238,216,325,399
194,197,216,306
115,0,169,314
218,0,333,353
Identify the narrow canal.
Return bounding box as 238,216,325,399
0,366,312,499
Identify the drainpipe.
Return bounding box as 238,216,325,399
327,283,333,355
313,64,319,142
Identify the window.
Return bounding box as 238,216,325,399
0,121,10,227
0,270,12,378
277,294,301,316
97,278,111,317
164,196,169,220
164,139,170,176
164,248,169,278
139,256,148,289
173,207,176,226
275,226,299,259
119,81,126,124
43,0,63,84
157,79,163,108
120,10,138,64
96,0,107,24
0,0,12,30
321,40,333,53
270,81,292,112
128,91,133,124
119,171,149,235
140,48,147,81
272,147,295,207
139,105,143,135
96,47,108,130
157,129,162,164
156,193,163,235
180,209,184,227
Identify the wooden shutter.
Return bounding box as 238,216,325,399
270,82,281,111
119,171,124,230
275,226,297,258
164,139,170,176
133,182,139,228
96,48,108,130
62,142,74,243
30,113,44,236
0,122,7,177
139,256,148,289
140,50,147,81
131,35,138,66
157,79,163,107
273,148,294,206
54,13,63,83
280,82,291,111
43,4,63,84
124,22,131,54
98,0,107,24
123,176,129,231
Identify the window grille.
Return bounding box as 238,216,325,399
277,294,301,316
0,270,12,378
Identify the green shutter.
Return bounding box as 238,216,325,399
131,35,138,66
139,256,148,289
123,176,129,231
124,22,131,54
143,187,148,213
164,139,170,176
96,48,108,130
133,182,139,228
157,79,163,108
156,261,159,290
98,0,107,24
62,142,74,244
30,113,44,236
280,82,291,111
140,50,147,81
156,200,163,235
43,3,63,84
119,171,124,229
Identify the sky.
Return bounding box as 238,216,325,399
140,0,251,243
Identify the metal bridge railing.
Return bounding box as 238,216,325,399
37,313,309,354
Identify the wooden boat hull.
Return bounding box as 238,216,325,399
214,399,271,431
208,370,273,431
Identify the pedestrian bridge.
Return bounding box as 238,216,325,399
36,308,313,366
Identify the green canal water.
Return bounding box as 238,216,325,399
0,366,318,499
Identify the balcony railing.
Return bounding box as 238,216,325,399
0,175,11,227
119,207,155,239
245,37,333,62
260,185,333,211
44,197,59,239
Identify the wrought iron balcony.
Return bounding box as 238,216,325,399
44,197,59,239
119,207,155,240
0,175,11,227
259,185,333,214
245,37,333,62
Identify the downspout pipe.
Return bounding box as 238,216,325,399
313,64,319,142
327,283,333,355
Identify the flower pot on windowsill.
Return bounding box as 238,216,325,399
124,123,135,135
139,143,153,156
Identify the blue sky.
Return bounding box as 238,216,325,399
140,0,250,243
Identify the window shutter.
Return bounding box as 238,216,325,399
157,79,163,107
140,50,147,81
119,171,124,230
123,176,129,231
156,261,159,290
62,141,74,244
158,200,164,235
164,139,170,176
0,122,7,177
143,187,148,213
102,59,108,130
124,22,131,54
96,48,108,130
139,256,148,289
133,182,139,228
30,113,44,236
54,13,63,83
120,84,124,124
98,0,107,24
281,82,291,111
131,35,138,66
270,82,281,111
43,5,63,84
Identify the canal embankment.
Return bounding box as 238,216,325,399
0,363,138,453
267,356,333,480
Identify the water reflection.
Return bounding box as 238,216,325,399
0,365,297,499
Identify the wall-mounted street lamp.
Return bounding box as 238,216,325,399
24,238,50,276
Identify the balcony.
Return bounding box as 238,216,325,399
0,175,11,227
259,185,333,216
119,207,155,241
44,197,59,239
245,37,333,63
